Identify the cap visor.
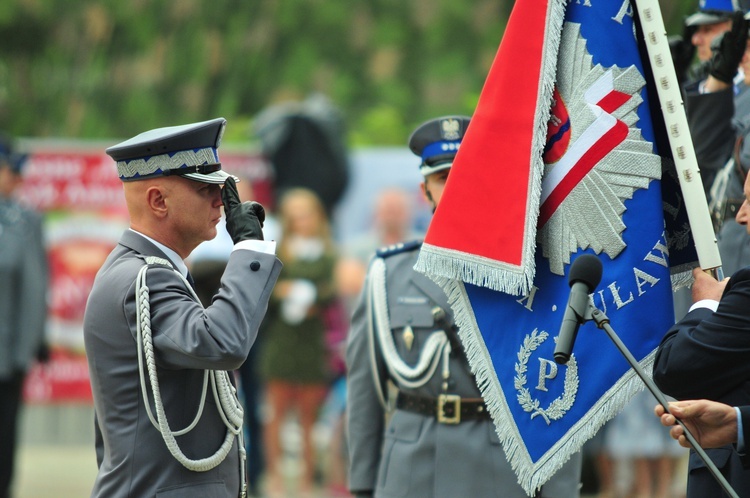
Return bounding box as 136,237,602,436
183,170,238,184
685,12,729,26
420,162,453,177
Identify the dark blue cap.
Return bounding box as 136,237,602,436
686,0,741,26
106,117,235,184
0,133,26,174
408,115,471,176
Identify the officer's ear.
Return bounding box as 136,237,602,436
420,181,433,203
146,185,169,219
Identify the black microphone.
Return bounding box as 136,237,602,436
554,254,603,365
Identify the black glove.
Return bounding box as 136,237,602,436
709,11,749,84
669,23,697,86
221,177,265,243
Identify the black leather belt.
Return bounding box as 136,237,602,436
396,392,491,424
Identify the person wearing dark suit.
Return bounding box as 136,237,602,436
655,399,749,458
84,118,282,498
0,135,48,498
345,116,582,498
653,167,750,497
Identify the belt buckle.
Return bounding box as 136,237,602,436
437,394,461,424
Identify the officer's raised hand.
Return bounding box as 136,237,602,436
710,11,749,84
221,177,265,242
668,23,697,87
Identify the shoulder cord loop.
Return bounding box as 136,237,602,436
134,256,247,489
365,262,390,410
369,257,450,390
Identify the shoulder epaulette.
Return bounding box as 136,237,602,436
135,254,174,269
375,239,422,258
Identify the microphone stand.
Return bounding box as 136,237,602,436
580,304,739,498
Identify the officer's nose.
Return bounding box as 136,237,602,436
736,199,750,227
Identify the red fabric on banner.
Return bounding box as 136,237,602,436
424,0,551,267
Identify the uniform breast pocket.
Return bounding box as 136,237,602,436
389,305,435,362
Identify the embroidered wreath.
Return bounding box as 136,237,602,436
514,329,578,425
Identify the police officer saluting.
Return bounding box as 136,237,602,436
346,116,582,498
84,118,281,497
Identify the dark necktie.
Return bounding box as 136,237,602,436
186,271,196,290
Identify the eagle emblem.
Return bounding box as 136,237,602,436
440,118,461,141
538,22,662,275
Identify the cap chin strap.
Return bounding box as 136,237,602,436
135,257,247,497
162,162,222,176
419,161,453,177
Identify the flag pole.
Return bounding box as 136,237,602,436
587,305,740,498
633,0,724,280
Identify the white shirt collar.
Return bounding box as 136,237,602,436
128,228,189,278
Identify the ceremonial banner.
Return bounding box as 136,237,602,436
415,0,684,493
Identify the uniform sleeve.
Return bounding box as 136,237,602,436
132,248,282,371
685,86,736,197
653,272,750,402
346,268,387,494
740,406,750,469
15,211,48,372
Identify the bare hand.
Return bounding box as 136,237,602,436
691,268,728,303
655,400,738,449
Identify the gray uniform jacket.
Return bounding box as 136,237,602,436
0,198,47,379
84,230,281,498
346,242,581,498
685,82,735,199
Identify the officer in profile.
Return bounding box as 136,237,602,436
670,0,738,88
84,118,282,497
345,116,582,498
686,0,737,64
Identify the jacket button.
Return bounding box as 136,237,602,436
250,261,261,271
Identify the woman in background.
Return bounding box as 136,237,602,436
261,188,338,497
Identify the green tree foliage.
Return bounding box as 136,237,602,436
0,0,695,144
